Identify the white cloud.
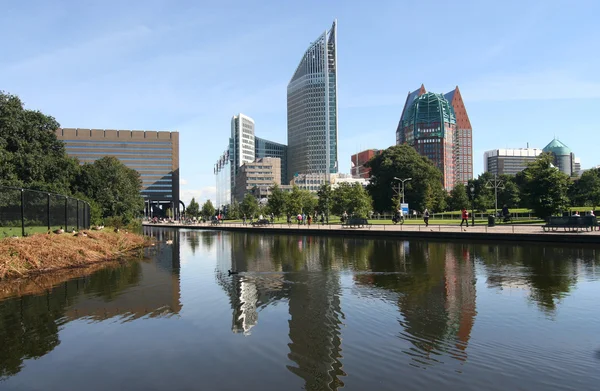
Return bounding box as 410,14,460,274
180,186,216,206
180,178,188,186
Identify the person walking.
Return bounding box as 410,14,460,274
423,208,430,227
307,215,312,226
460,208,469,227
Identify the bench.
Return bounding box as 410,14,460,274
341,217,371,229
251,219,271,227
543,216,597,232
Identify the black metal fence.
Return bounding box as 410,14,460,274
0,186,91,238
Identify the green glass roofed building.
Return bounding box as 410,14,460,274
543,138,575,176
287,20,338,183
398,91,457,191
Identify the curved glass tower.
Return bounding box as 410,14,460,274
287,20,338,183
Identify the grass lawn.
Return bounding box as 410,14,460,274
1,225,72,238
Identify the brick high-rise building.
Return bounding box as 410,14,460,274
350,149,380,179
396,84,473,190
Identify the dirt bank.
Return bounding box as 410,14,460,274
0,230,150,281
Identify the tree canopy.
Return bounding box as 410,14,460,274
447,183,469,211
266,184,286,218
330,183,373,218
240,193,258,218
186,198,200,218
366,144,446,213
72,156,144,223
201,199,216,219
517,153,570,218
0,92,79,193
569,168,600,209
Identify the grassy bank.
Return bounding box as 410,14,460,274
0,230,149,281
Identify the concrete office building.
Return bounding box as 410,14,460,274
351,149,380,179
484,148,543,176
255,136,288,185
397,85,473,188
56,128,179,218
287,20,338,182
230,114,256,195
233,157,281,203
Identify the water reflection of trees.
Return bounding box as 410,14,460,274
475,244,600,314
0,233,182,380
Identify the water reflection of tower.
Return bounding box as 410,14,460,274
444,244,476,361
215,233,286,335
286,240,345,391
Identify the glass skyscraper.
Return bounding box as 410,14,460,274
287,20,338,182
255,136,288,185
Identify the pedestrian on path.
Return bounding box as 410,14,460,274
460,208,469,227
423,209,430,227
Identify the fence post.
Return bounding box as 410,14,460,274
76,200,80,231
20,189,25,237
47,193,51,232
64,196,68,231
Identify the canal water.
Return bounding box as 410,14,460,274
1,228,599,391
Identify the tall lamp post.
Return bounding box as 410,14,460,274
470,185,476,226
393,177,412,214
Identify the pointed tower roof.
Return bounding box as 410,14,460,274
445,86,472,130
543,138,571,155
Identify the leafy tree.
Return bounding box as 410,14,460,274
330,183,373,218
518,153,570,219
366,144,446,213
267,183,286,218
467,172,495,212
569,168,600,209
447,183,470,211
186,197,200,218
317,183,333,217
284,185,304,216
240,193,258,218
228,200,241,219
0,91,80,193
497,175,521,209
73,156,143,223
201,199,216,219
331,183,353,216
301,190,317,215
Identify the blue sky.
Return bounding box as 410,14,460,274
2,0,599,205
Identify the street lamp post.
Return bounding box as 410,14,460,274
470,186,475,226
393,177,412,213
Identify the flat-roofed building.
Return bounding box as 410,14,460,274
55,128,179,218
484,148,542,176
233,157,281,203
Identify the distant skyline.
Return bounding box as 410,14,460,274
1,0,599,205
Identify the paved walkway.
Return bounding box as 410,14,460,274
143,221,600,244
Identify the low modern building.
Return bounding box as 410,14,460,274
233,157,281,203
56,128,180,218
350,149,380,178
290,173,329,192
483,148,543,176
330,173,368,189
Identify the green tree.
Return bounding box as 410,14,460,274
0,92,80,193
228,200,241,219
240,193,258,218
284,185,304,216
497,175,521,209
331,183,353,216
73,156,143,223
447,183,470,211
569,168,600,209
186,197,200,218
267,183,286,218
518,153,570,219
468,172,495,212
317,183,333,220
301,190,318,215
201,199,216,219
365,144,446,213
